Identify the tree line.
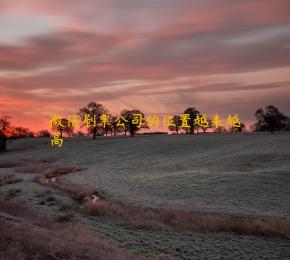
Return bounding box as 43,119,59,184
51,104,244,138
1,103,289,152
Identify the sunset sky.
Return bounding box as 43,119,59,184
0,0,290,131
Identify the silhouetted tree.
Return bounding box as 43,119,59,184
168,115,182,134
78,102,107,139
230,122,246,133
11,127,34,138
76,130,85,137
254,105,287,133
214,126,228,133
183,107,200,135
201,119,212,133
120,109,148,137
37,130,51,137
119,113,130,135
52,118,74,137
285,117,290,131
64,119,74,137
0,116,11,152
110,115,123,135
103,115,111,136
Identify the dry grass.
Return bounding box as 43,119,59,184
0,198,53,226
81,200,290,240
0,174,23,186
31,161,91,202
30,159,290,240
15,159,83,176
29,161,91,202
15,161,48,173
0,159,23,168
54,183,92,201
36,176,92,201
58,202,75,212
0,158,52,172
0,198,145,260
55,212,75,223
5,188,22,199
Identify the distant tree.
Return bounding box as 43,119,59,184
249,124,256,132
168,115,182,134
11,127,34,138
283,117,290,131
0,116,11,152
254,105,288,133
103,122,111,136
101,113,113,136
183,107,200,135
201,119,212,133
213,126,228,133
110,115,123,136
37,130,51,137
120,109,148,137
88,113,113,137
63,119,74,137
119,112,129,136
52,118,74,137
230,122,246,133
78,102,108,139
75,130,84,137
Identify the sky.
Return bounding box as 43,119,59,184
0,0,290,132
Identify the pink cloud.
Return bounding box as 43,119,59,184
0,0,289,131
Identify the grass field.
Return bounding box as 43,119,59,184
0,132,290,259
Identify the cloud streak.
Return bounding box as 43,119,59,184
0,0,289,130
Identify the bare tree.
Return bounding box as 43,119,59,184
168,115,182,134
0,116,11,152
110,115,123,136
214,126,228,133
37,130,51,138
76,130,85,137
183,107,200,135
11,127,34,138
52,118,74,137
78,102,108,139
285,117,290,131
201,119,212,133
255,105,288,133
120,109,148,137
230,122,246,133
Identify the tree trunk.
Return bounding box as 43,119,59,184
190,126,194,135
93,127,97,139
0,136,6,152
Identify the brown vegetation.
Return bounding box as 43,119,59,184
8,158,290,243
0,198,144,260
28,159,290,241
0,174,23,186
81,199,290,239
